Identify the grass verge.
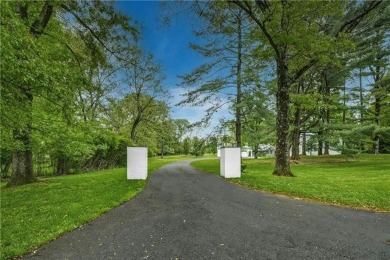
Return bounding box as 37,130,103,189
191,154,390,212
0,155,195,259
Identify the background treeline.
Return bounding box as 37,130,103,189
0,1,193,182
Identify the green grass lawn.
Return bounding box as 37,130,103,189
191,154,390,212
0,155,197,259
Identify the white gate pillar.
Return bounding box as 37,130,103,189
220,147,241,178
127,147,148,180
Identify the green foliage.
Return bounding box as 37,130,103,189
105,93,175,157
205,136,218,155
190,137,206,157
241,86,275,149
338,125,390,154
182,137,191,155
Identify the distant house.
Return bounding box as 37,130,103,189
216,144,254,158
258,144,276,157
216,132,342,158
241,145,254,158
257,134,342,157
299,133,341,156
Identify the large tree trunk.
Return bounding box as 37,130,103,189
372,64,381,154
302,132,307,156
373,96,381,154
324,141,330,155
290,107,300,160
235,16,242,148
254,143,259,159
272,59,293,176
323,72,330,155
55,154,70,175
318,127,323,156
291,81,302,160
342,78,346,151
359,68,364,124
9,150,35,186
358,68,366,152
130,115,141,141
324,109,330,155
318,139,323,155
7,88,36,187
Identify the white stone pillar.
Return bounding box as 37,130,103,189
127,147,148,180
220,147,241,178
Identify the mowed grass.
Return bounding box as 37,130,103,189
191,154,390,212
0,155,194,259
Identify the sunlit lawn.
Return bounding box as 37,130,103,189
3,153,387,259
191,154,390,212
0,155,199,259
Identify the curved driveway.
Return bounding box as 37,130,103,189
27,159,390,259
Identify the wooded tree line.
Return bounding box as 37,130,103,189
0,1,191,186
179,0,389,176
1,1,389,186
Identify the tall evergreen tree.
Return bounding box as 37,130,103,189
179,2,259,148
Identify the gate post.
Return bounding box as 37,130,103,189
220,147,241,178
127,147,148,180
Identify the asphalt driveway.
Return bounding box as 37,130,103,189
26,159,390,259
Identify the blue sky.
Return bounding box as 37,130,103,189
115,1,232,133
116,1,203,81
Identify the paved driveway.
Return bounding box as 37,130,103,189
26,159,390,259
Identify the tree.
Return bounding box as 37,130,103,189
171,119,190,154
230,0,382,176
205,136,219,155
121,48,169,141
0,0,137,186
325,2,390,154
173,119,190,142
105,92,171,156
355,6,389,153
182,137,191,155
179,2,259,148
241,84,275,158
191,137,205,157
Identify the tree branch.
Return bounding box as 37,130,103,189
30,1,53,37
60,3,136,66
41,31,82,69
292,1,382,82
17,2,28,20
229,0,281,60
336,0,383,36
